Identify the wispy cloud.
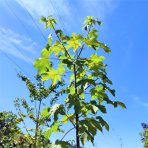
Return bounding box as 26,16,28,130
132,95,140,101
15,0,118,18
14,0,119,32
132,94,148,108
16,0,70,17
0,28,37,63
142,102,148,108
2,0,119,63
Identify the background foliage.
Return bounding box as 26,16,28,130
141,123,148,148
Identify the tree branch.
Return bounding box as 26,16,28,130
34,98,42,148
16,105,34,143
61,127,75,141
65,114,76,128
77,23,93,59
49,20,72,59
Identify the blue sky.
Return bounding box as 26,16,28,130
0,0,148,147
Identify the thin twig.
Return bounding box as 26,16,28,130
77,23,93,59
65,114,76,128
77,44,84,59
34,79,44,148
34,99,42,148
61,128,75,141
49,20,72,59
16,105,34,142
35,101,38,119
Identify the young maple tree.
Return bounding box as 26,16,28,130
34,15,126,148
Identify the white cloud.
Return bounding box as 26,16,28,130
14,0,119,32
0,28,37,63
15,0,118,18
2,0,118,63
14,0,70,23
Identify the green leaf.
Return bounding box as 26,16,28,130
91,105,98,113
50,41,65,55
50,140,71,148
84,37,99,49
46,16,57,29
99,42,111,53
80,132,88,145
91,119,103,132
98,105,106,113
114,101,126,108
96,116,109,131
44,123,59,138
62,59,73,69
66,94,76,110
89,53,105,63
96,20,102,26
42,69,61,84
91,86,104,100
52,123,58,133
84,16,93,25
86,121,97,135
41,48,50,58
57,63,65,75
44,127,52,138
34,58,50,74
66,33,82,51
61,114,74,123
104,122,109,131
80,119,97,136
41,107,50,118
40,16,46,22
89,28,98,39
70,74,74,82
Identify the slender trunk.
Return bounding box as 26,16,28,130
34,99,42,148
74,64,80,148
76,113,80,148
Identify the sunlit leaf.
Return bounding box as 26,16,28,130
44,127,52,138
34,58,51,74
66,33,82,51
41,107,50,118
